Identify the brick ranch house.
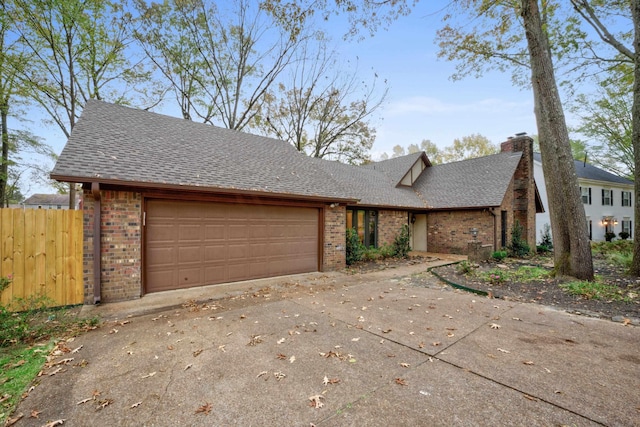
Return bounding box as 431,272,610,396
51,101,543,304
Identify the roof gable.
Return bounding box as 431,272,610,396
414,152,523,209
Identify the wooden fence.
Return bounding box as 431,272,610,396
0,208,84,307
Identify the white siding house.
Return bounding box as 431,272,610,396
534,154,635,243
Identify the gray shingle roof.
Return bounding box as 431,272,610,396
362,152,427,186
533,153,633,185
23,194,69,206
414,152,523,209
52,100,524,210
52,100,353,201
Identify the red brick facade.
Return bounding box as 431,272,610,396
83,189,142,303
323,205,346,271
378,210,409,247
427,210,495,254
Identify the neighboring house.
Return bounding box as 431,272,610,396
22,193,80,210
533,153,635,243
51,100,543,304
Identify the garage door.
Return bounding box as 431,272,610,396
145,200,319,293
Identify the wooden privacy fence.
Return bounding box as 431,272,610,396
0,208,84,307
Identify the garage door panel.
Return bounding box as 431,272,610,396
146,200,319,293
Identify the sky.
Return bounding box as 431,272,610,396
22,1,545,196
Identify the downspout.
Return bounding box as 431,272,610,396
92,182,101,304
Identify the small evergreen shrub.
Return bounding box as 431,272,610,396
392,224,411,258
508,219,531,257
492,250,508,261
346,228,364,265
456,260,478,275
604,232,616,242
539,223,553,249
618,231,630,240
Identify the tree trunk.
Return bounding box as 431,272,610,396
0,106,8,208
521,0,594,280
630,0,640,276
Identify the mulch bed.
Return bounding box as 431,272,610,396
347,255,640,322
429,256,640,321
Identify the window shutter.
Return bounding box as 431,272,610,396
611,191,613,205
601,189,605,205
622,190,624,206
588,188,591,204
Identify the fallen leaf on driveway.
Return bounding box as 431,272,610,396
432,342,441,347
497,348,510,354
195,402,212,415
277,338,286,344
490,323,501,329
48,367,64,376
247,335,263,346
351,337,360,342
289,355,296,364
523,394,537,401
395,378,407,386
193,349,203,357
382,329,392,333
400,363,410,368
131,402,142,408
184,364,193,371
96,399,113,411
308,395,324,408
30,409,42,418
274,372,286,380
42,419,65,427
622,318,631,326
4,413,23,426
276,353,286,360
141,372,156,379
523,361,535,365
323,376,340,385
257,371,268,379
76,398,92,405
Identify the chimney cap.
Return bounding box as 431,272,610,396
515,132,527,137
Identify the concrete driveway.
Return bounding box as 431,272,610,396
10,259,640,426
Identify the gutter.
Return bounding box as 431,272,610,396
91,182,101,304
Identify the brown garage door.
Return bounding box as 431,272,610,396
145,200,319,293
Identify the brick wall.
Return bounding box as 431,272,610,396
501,135,536,250
427,210,495,254
323,205,346,270
83,189,142,303
378,210,408,247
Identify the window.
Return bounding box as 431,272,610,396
622,219,632,238
580,187,591,205
622,191,632,207
346,209,378,247
602,189,612,206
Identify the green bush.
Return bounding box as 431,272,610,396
492,250,508,261
456,260,478,275
508,219,531,257
537,245,551,254
618,231,630,240
378,244,396,259
604,232,616,242
539,223,553,249
486,269,505,285
392,224,411,258
346,228,364,265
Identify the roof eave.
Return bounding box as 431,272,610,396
50,175,359,204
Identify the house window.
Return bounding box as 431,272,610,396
622,191,632,207
622,219,632,238
580,187,591,205
602,189,612,206
346,209,378,247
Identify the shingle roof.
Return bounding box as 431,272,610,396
51,100,353,201
312,158,424,208
362,152,428,186
23,194,69,206
52,100,524,210
533,153,633,185
414,152,523,209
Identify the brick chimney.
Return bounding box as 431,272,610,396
500,133,536,251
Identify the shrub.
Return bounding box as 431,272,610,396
456,260,478,275
378,244,396,259
537,245,551,254
487,270,505,285
392,224,411,258
508,219,531,257
346,228,364,265
604,232,616,242
539,223,553,249
492,250,507,261
0,275,11,295
618,231,630,240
